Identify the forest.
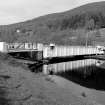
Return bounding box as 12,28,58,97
0,1,105,45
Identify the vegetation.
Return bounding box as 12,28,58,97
0,1,105,45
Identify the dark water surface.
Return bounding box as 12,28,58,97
42,59,105,90
27,58,105,105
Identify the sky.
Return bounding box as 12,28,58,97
0,0,104,25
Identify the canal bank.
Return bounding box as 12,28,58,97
42,58,105,105
0,52,105,105
0,55,96,105
48,74,105,105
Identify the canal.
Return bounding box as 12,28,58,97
42,59,105,90
29,58,105,104
28,58,105,90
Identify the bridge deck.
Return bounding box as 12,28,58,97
8,49,38,52
0,42,104,60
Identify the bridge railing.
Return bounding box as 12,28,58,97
0,42,104,58
43,45,104,58
0,42,43,52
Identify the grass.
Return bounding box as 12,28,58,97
81,92,87,98
45,75,55,83
0,52,103,105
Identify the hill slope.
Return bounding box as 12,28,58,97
0,1,105,45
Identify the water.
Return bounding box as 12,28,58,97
42,59,105,90
43,59,105,77
34,59,105,104
29,58,105,90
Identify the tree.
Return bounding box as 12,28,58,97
85,19,95,30
84,19,95,46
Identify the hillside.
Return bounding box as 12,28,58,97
0,1,105,45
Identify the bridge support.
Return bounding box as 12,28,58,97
8,51,43,61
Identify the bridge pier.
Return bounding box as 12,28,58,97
8,51,43,61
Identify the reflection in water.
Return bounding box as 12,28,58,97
43,59,105,90
28,58,105,90
43,59,104,76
